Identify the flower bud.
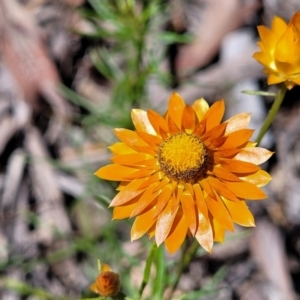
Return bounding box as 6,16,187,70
90,263,120,297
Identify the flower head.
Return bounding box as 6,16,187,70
90,261,120,297
95,93,272,254
253,11,300,89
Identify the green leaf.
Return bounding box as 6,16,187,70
90,48,124,81
242,90,277,97
158,32,193,44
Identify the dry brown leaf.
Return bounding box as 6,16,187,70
48,240,88,294
24,126,71,244
175,0,260,77
2,150,26,209
147,34,261,108
0,115,19,156
251,219,296,300
0,0,70,141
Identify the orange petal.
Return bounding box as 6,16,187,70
168,192,180,216
159,127,169,140
109,142,136,155
192,120,206,137
272,15,288,38
203,100,225,131
115,174,154,194
125,168,157,180
110,188,144,207
185,183,194,197
204,136,227,148
201,123,227,141
181,191,198,236
191,98,209,121
172,184,184,213
153,184,174,218
291,76,300,85
116,177,148,191
130,183,160,217
131,109,156,135
193,183,208,219
182,105,196,131
111,153,150,166
225,113,251,134
168,92,185,129
165,211,188,254
268,73,285,85
234,148,274,165
206,195,234,231
95,164,137,181
223,199,255,227
131,207,157,240
136,131,162,147
195,213,213,252
114,128,148,146
210,215,226,243
241,170,272,187
155,200,178,246
148,224,155,239
139,173,162,189
257,25,276,51
213,148,241,159
147,109,168,135
154,176,170,192
219,158,259,173
167,114,181,134
114,128,156,155
206,177,240,202
289,11,300,30
224,181,267,200
210,166,241,182
199,178,216,199
253,51,272,69
221,129,254,148
113,202,136,219
275,24,300,67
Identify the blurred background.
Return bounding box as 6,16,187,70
0,0,300,299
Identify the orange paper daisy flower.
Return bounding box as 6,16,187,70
95,93,272,254
253,11,300,89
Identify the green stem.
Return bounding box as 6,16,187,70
256,84,287,145
168,239,199,299
138,243,157,299
152,245,165,299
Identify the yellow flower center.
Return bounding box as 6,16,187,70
158,133,207,183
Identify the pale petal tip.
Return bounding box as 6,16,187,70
249,220,256,227
203,243,213,253
131,232,139,242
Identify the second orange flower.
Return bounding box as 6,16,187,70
253,11,300,89
95,93,273,254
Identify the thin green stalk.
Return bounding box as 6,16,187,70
138,243,157,299
167,239,199,300
256,84,287,145
130,2,150,107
